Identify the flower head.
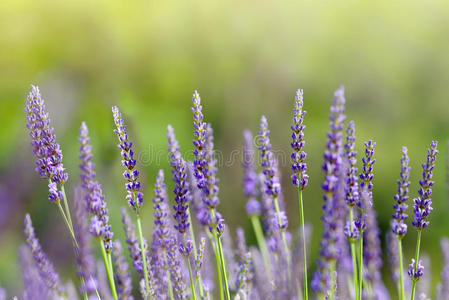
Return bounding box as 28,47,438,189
79,122,113,251
290,89,308,189
112,106,143,211
25,85,68,201
344,121,359,207
359,140,376,207
412,141,438,230
408,259,424,281
392,146,410,237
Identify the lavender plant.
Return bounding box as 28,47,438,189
17,85,447,300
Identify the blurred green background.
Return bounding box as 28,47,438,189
1,0,449,297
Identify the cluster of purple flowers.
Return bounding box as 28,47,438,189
14,84,447,300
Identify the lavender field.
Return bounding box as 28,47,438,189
1,1,449,300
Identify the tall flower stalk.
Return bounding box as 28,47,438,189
112,106,151,298
290,88,309,299
391,147,411,300
25,85,76,246
357,140,376,300
78,121,117,299
191,91,230,300
343,121,360,300
242,130,271,276
409,141,438,300
312,87,346,299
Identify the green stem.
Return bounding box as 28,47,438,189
210,208,230,300
398,237,405,300
410,231,422,300
80,277,89,300
273,197,291,268
250,215,271,276
136,214,151,298
298,189,308,300
187,208,204,297
99,239,118,300
211,230,224,300
56,202,79,248
61,185,74,231
349,208,359,300
186,255,197,300
358,231,364,300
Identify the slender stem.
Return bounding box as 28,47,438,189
136,214,151,298
99,239,118,300
187,208,204,297
273,197,291,267
398,237,405,300
349,208,359,300
163,251,175,300
186,255,197,300
210,208,231,300
358,231,364,300
250,215,271,276
80,277,89,300
56,202,79,248
211,229,224,300
298,189,308,300
215,232,231,300
410,231,422,300
61,185,74,231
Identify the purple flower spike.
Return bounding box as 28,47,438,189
113,240,134,300
79,122,113,251
25,85,68,200
112,106,143,211
437,238,449,298
191,91,207,190
392,146,411,237
344,121,359,207
290,89,309,189
24,213,62,295
73,187,97,296
412,141,438,230
386,231,400,285
312,86,346,295
243,130,261,217
344,221,360,242
359,140,376,205
408,259,424,281
258,116,281,198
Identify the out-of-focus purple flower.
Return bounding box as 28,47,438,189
312,86,346,296
259,173,275,235
18,245,54,300
167,237,187,299
392,147,411,237
113,240,134,300
386,231,400,285
408,259,424,281
112,106,143,211
235,253,251,299
78,122,113,251
437,238,449,299
417,255,431,297
171,157,190,236
73,186,97,297
24,214,62,295
344,121,359,207
412,141,438,230
243,130,258,197
25,85,68,201
187,162,208,226
258,116,281,199
290,89,308,189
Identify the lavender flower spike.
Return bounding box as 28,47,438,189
408,259,424,281
191,91,207,191
25,85,68,191
344,121,359,207
112,106,143,211
412,141,438,230
360,140,376,204
290,88,308,189
113,240,134,300
312,86,346,296
79,122,113,251
243,130,261,216
24,213,62,295
392,146,410,238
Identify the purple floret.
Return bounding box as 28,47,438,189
392,146,410,237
